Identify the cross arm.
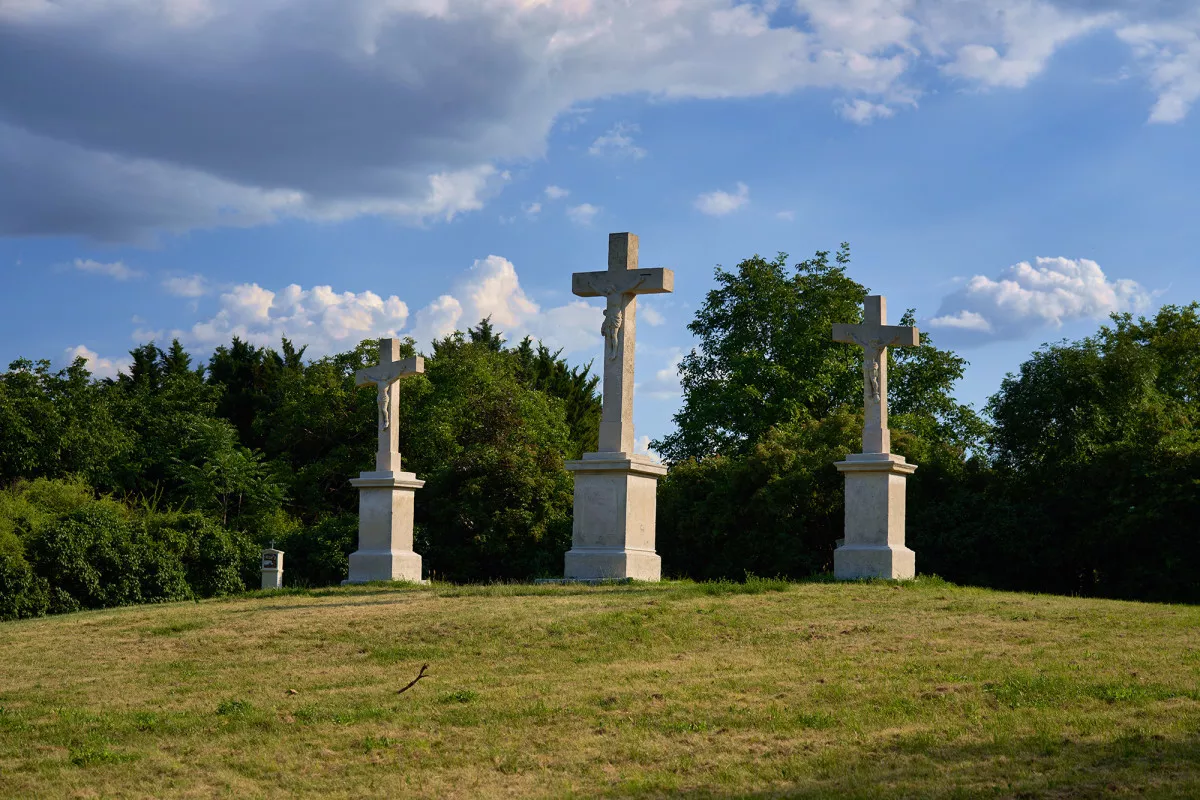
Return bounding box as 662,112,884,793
355,355,425,386
572,268,675,298
832,323,919,348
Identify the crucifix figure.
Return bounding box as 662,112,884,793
355,338,424,473
832,295,919,455
572,233,674,454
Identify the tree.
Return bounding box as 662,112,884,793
654,244,983,463
407,333,576,581
653,243,983,581
975,304,1200,601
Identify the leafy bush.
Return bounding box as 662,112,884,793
0,550,49,621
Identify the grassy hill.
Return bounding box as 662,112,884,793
0,577,1197,799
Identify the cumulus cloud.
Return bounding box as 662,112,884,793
166,283,410,356
65,344,130,380
927,256,1152,341
838,98,896,124
407,254,601,355
640,302,666,327
544,185,569,200
695,182,750,216
163,274,209,297
161,254,603,360
638,350,684,400
73,258,142,280
588,122,647,159
566,203,601,226
634,435,663,463
3,0,1198,242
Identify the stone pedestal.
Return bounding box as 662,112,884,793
346,471,426,584
261,548,283,590
833,453,917,580
564,453,667,581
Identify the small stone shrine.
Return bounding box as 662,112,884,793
831,295,921,580
345,338,427,584
261,544,283,590
563,232,673,581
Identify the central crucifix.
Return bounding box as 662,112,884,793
558,233,673,583
572,233,674,454
832,295,919,455
830,294,921,581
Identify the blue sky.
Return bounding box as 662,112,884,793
2,0,1199,455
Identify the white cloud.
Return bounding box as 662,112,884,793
544,185,569,200
939,4,1115,90
173,283,410,356
638,350,684,400
523,201,541,218
8,0,1200,241
634,435,663,464
775,210,795,221
837,98,896,124
927,256,1152,341
566,203,601,226
588,122,647,159
694,182,749,216
162,273,209,297
640,302,665,327
72,258,142,280
65,344,130,380
1118,21,1200,124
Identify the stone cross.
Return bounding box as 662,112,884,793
832,295,919,454
572,233,674,454
355,338,423,473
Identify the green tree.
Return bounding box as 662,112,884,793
654,243,983,581
974,304,1200,601
406,333,576,581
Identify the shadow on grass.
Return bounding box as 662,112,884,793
610,730,1200,799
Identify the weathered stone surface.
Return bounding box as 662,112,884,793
347,338,428,584
564,454,667,581
831,296,921,580
346,471,426,583
563,234,674,581
572,233,674,454
833,453,917,580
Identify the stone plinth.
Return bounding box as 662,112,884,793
261,548,283,590
346,471,426,584
564,453,668,581
833,453,917,580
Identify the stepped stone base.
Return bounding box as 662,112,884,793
563,453,668,582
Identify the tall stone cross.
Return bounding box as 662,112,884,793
832,296,919,455
572,233,674,454
355,338,423,473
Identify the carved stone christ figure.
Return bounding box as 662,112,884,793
601,303,623,361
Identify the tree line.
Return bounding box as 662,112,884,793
2,243,1197,619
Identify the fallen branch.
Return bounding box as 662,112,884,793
397,663,430,696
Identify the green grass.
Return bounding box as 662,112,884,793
0,577,1198,798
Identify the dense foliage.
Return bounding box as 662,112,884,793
654,245,986,582
2,243,1197,617
655,245,1199,602
0,323,599,618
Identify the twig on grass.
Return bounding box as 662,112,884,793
397,663,430,696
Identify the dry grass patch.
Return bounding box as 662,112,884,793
0,578,1198,798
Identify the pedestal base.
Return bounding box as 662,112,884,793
833,453,918,581
563,453,668,582
345,471,426,584
834,544,916,580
